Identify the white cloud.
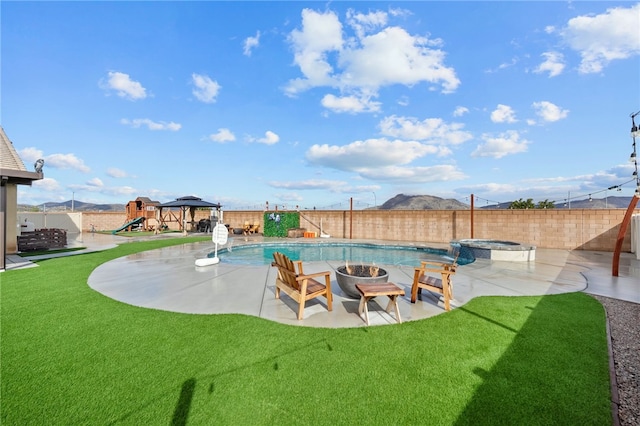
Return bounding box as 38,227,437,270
18,147,44,164
269,179,348,190
18,148,90,173
32,177,60,191
499,58,518,70
346,9,388,38
100,71,147,100
252,130,279,145
68,182,137,196
534,51,565,77
485,58,518,74
347,184,382,193
561,3,640,74
86,177,104,187
285,8,460,106
490,104,517,123
379,115,472,145
532,101,569,122
453,106,469,117
306,138,439,172
45,153,91,172
461,182,518,196
107,168,128,178
274,192,304,202
472,131,530,159
106,186,138,196
191,73,221,103
120,118,181,131
243,31,260,56
321,93,381,113
358,164,466,183
207,128,236,143
339,26,459,93
388,7,412,18
285,9,343,95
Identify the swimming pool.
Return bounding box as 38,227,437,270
211,242,471,266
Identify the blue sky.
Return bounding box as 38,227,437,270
2,1,639,209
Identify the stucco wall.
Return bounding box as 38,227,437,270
19,212,82,233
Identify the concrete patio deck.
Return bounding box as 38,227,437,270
6,232,637,328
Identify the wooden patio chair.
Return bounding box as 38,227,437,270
271,252,333,320
410,254,458,311
248,222,260,234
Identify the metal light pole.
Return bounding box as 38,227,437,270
372,192,376,208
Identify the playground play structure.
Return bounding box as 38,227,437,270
112,197,160,234
127,197,159,230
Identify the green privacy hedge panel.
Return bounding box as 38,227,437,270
263,212,299,237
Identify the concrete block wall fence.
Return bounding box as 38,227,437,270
24,208,638,252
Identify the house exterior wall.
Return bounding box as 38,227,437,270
5,184,18,254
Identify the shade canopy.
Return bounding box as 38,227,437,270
157,195,221,209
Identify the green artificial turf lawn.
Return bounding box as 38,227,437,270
1,237,612,425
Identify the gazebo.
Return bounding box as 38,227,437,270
156,195,222,235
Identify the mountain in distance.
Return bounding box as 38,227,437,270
18,200,125,212
376,194,469,210
479,196,634,209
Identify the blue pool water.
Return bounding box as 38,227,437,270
212,242,470,266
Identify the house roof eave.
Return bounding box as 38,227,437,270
0,169,44,185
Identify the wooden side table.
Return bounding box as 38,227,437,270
355,283,405,325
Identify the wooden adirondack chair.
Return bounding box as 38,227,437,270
410,255,458,311
271,252,333,320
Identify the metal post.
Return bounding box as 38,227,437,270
349,197,353,239
470,193,474,239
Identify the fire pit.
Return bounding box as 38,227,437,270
335,264,389,299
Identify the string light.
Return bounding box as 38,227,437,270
630,111,640,196
545,180,635,206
